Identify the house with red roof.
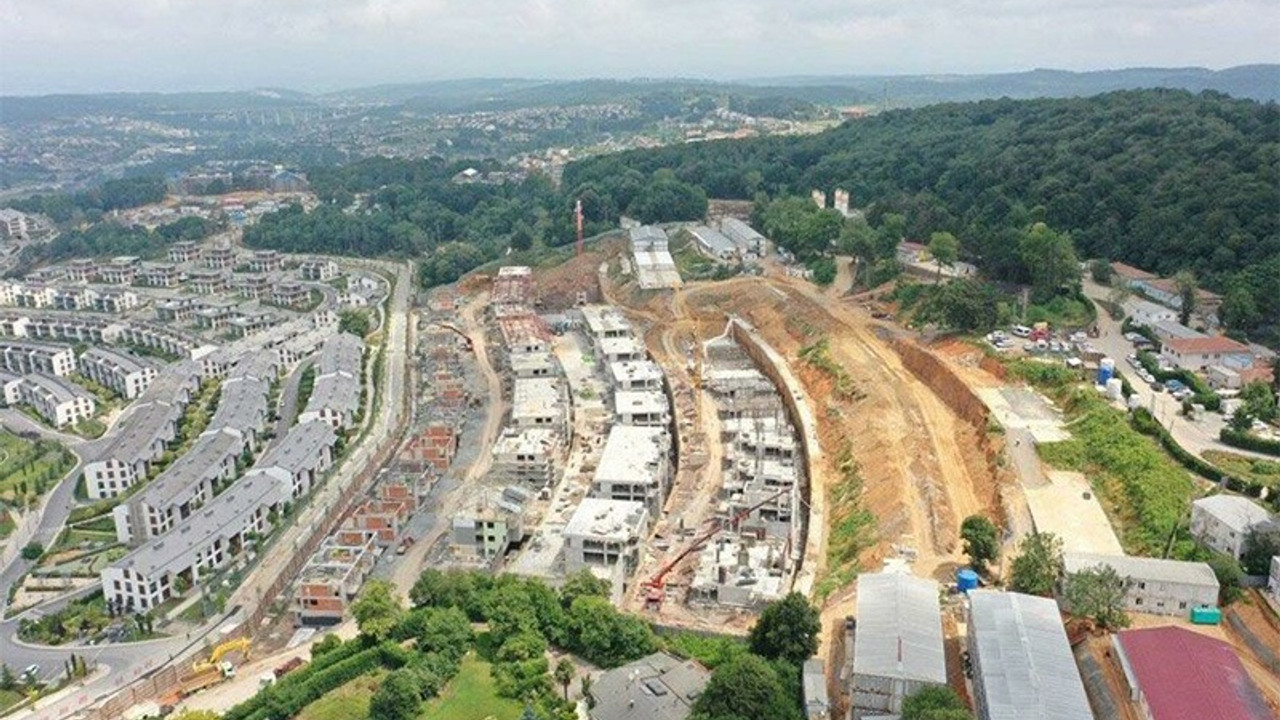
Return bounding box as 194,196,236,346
1163,335,1254,372
1114,626,1271,720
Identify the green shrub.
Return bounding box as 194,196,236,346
1219,428,1280,457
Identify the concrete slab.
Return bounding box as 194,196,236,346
1024,471,1124,555
977,387,1070,443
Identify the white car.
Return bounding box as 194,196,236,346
1012,325,1032,338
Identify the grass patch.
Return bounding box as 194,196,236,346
419,655,523,720
1203,451,1280,491
1036,389,1197,556
0,689,25,714
1025,293,1096,328
72,418,107,439
669,230,733,281
297,669,386,720
798,337,858,401
815,441,877,600
0,431,76,505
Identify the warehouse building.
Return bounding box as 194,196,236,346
849,569,947,718
967,590,1093,720
1114,626,1271,720
1062,552,1219,617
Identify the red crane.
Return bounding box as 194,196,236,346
642,489,788,610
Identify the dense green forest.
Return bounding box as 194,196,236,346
7,216,218,278
244,156,706,287
12,176,167,223
565,89,1280,341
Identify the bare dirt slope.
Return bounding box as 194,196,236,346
604,267,1008,635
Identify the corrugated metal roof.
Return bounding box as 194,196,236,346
1063,552,1219,589
1193,495,1273,534
1117,626,1272,720
968,590,1093,720
852,571,946,684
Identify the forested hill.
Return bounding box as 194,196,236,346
564,89,1280,334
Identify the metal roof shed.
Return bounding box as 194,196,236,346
967,590,1093,720
850,571,947,716
1115,626,1271,720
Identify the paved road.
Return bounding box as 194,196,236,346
1081,278,1273,461
275,357,313,437
6,261,412,720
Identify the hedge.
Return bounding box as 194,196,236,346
1130,408,1223,483
1219,428,1280,457
225,641,409,720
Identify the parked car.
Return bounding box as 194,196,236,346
1012,325,1032,338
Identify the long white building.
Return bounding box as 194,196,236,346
78,347,159,400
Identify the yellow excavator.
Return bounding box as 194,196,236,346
180,637,251,696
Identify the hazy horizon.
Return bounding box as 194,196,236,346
2,0,1278,96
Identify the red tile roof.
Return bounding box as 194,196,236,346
1164,336,1251,355
1111,261,1157,280
1118,626,1271,720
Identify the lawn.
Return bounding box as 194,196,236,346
420,655,523,720
1203,451,1280,491
0,431,76,504
0,688,25,714
296,670,384,720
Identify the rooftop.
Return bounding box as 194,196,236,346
1193,495,1274,534
512,377,563,418
1117,626,1271,720
564,498,648,540
579,305,632,337
589,652,709,720
852,570,947,684
1164,335,1251,355
594,425,668,485
689,225,736,256
609,360,665,386
254,420,336,474
1063,552,1219,589
968,590,1093,720
136,428,243,509
615,389,668,417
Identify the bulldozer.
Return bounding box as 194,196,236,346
179,637,252,696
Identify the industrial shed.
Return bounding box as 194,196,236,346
850,570,947,718
1114,626,1271,720
1062,552,1219,618
967,590,1093,720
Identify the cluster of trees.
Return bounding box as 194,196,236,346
12,176,168,224
8,216,219,279
568,90,1279,343
243,157,707,288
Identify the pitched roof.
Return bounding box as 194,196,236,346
1063,552,1219,589
852,570,946,684
1111,261,1157,280
589,652,709,720
1164,336,1251,355
1193,495,1273,534
1117,626,1271,720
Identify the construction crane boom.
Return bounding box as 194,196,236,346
642,488,788,610
575,199,584,257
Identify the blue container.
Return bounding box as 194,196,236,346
957,569,980,592
1097,366,1113,385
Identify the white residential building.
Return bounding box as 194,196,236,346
10,373,96,427
78,347,158,399
1190,495,1276,560
1062,552,1220,617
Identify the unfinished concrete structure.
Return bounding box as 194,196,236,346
294,534,378,626
452,498,526,568
591,424,671,514
511,377,569,437
563,498,649,577
491,427,561,487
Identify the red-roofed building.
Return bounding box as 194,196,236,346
1111,261,1158,282
1163,335,1253,372
1115,626,1271,720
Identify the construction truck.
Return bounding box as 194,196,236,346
179,637,251,696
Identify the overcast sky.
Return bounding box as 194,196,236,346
2,0,1277,95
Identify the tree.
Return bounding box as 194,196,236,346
581,674,595,708
0,664,13,691
352,580,403,641
20,542,44,560
1173,270,1198,326
1206,553,1244,605
1220,283,1261,333
1239,381,1278,423
1019,223,1078,302
691,654,798,720
559,570,610,609
1063,565,1131,630
416,607,474,661
369,669,422,720
748,592,820,667
1240,528,1280,576
554,658,575,701
1089,258,1113,285
1010,532,1063,596
902,686,973,720
928,232,959,282
339,310,371,338
567,596,657,668
960,515,999,572
311,633,342,659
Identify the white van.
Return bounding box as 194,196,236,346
1011,325,1032,338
